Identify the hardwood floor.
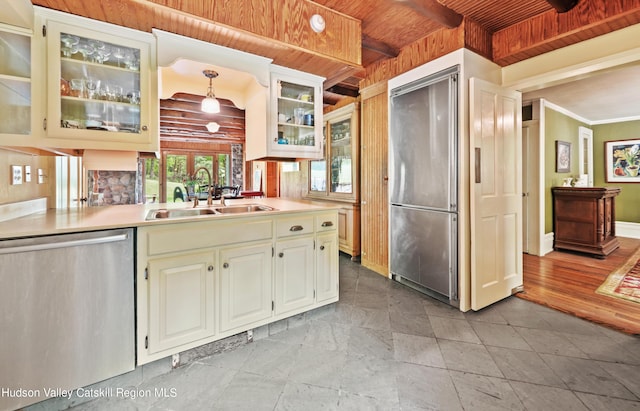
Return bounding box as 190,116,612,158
519,236,640,335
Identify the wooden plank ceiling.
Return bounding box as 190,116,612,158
30,0,640,141
33,0,640,94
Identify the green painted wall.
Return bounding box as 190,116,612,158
544,108,640,233
593,120,640,223
544,107,589,233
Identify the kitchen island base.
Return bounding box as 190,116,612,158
136,208,339,365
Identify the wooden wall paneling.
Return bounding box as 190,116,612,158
359,82,388,276
279,164,308,199
462,18,492,61
146,0,362,65
492,0,640,65
360,24,465,89
266,161,278,197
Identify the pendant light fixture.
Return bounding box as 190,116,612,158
201,69,220,114
206,122,220,133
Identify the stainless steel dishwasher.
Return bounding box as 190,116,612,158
0,228,135,411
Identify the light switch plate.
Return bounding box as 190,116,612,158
24,165,31,182
37,169,44,184
11,165,22,185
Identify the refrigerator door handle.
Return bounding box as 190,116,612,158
475,147,482,183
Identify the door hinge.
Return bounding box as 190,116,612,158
272,247,274,257
144,267,149,280
42,25,46,37
144,336,148,349
314,240,316,250
42,118,47,131
314,289,316,299
271,301,274,311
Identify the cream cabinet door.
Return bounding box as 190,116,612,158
316,232,339,303
147,251,215,354
274,236,315,315
219,242,273,332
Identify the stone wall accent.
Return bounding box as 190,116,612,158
88,170,139,206
231,144,244,189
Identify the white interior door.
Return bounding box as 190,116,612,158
578,126,594,186
470,78,523,311
522,120,541,256
522,124,530,254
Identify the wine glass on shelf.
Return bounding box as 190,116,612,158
112,47,125,68
76,41,95,61
60,34,79,57
84,77,100,100
126,51,139,71
88,40,109,64
97,45,111,64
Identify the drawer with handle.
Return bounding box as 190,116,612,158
276,215,314,238
315,213,338,232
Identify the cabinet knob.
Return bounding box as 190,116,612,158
321,221,333,227
320,245,325,250
223,262,229,269
141,125,148,131
289,225,304,232
208,265,214,271
278,252,284,258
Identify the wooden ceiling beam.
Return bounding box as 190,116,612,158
545,0,580,13
362,34,400,58
393,0,463,28
326,84,359,98
492,0,640,66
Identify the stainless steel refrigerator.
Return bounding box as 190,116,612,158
389,65,459,306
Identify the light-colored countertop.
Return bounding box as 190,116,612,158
0,198,339,240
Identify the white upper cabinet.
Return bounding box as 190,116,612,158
34,7,158,152
0,22,33,145
246,65,324,160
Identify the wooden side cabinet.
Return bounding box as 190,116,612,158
305,102,360,259
552,187,621,258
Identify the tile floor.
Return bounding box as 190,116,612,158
31,255,640,410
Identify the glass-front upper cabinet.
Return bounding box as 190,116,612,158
267,65,323,160
0,23,31,140
38,8,158,152
308,102,359,203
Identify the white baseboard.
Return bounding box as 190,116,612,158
616,221,640,239
541,232,555,256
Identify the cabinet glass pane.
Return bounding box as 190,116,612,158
276,80,315,147
310,160,326,192
0,30,30,135
59,32,141,133
330,118,352,193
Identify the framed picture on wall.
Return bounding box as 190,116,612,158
605,138,640,183
556,141,571,173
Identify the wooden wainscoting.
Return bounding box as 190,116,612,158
359,82,389,276
520,236,640,335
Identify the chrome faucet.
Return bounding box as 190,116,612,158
192,167,213,207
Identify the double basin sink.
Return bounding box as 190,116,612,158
146,204,274,220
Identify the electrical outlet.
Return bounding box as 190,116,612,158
11,166,22,185
171,353,180,368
